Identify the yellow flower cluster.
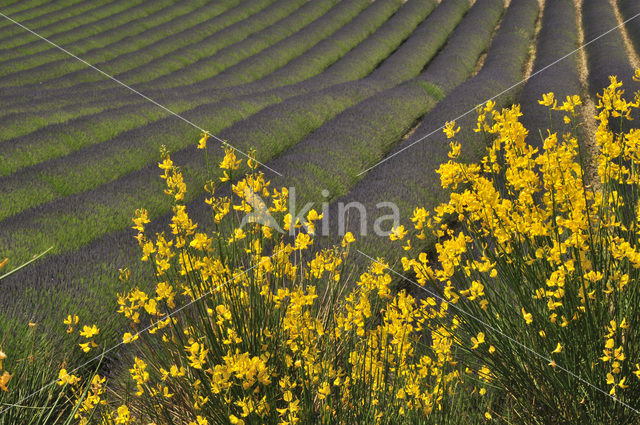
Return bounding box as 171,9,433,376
58,141,475,424
59,367,134,425
387,72,640,418
0,349,10,392
54,73,640,423
0,261,9,393
63,314,100,353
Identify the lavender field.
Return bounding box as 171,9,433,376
2,0,640,422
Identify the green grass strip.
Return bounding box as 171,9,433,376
0,0,239,86
0,0,209,80
0,0,454,263
0,0,364,175
0,0,271,101
0,0,46,14
0,0,310,84
0,0,87,37
0,0,167,63
0,0,424,146
117,0,320,86
0,0,129,50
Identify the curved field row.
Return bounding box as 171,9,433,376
0,0,51,17
130,0,353,90
0,0,402,142
1,0,640,368
0,0,270,113
0,0,143,52
210,0,435,91
0,0,455,329
0,0,437,326
0,0,388,143
0,0,424,127
10,0,312,89
328,0,541,258
0,0,411,230
518,0,581,146
0,0,211,80
0,0,374,177
0,0,85,33
582,0,637,95
0,0,310,85
262,0,511,218
0,0,324,135
0,0,239,86
264,0,505,200
620,0,640,69
0,0,99,41
0,0,443,264
0,0,313,109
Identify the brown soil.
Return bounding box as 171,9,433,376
610,0,640,70
522,0,546,81
573,0,600,188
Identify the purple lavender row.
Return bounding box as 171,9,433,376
0,0,222,79
517,0,581,148
0,0,68,18
0,0,147,57
0,0,404,123
0,0,179,66
0,0,259,106
0,0,322,98
132,0,366,90
0,0,89,38
184,0,472,179
582,0,638,97
223,0,434,92
0,0,435,318
0,0,412,151
39,0,354,100
0,0,383,177
326,0,541,259
0,0,289,103
0,0,103,43
265,0,503,193
619,0,640,65
0,0,343,116
0,0,56,25
0,0,210,63
0,0,414,236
